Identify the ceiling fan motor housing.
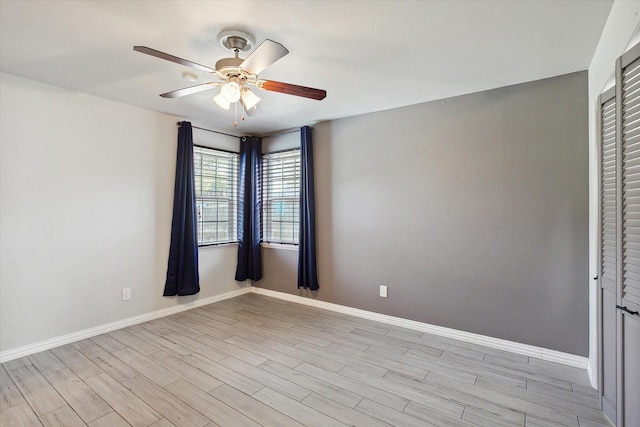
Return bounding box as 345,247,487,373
215,57,244,75
215,57,255,85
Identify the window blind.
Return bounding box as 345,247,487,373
193,146,238,245
620,45,640,313
262,149,300,244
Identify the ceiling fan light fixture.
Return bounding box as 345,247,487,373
241,88,261,110
213,93,230,110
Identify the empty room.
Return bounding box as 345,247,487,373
1,1,639,426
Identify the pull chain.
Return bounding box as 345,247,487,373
234,102,238,127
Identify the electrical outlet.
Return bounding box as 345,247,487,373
122,288,131,301
379,285,388,298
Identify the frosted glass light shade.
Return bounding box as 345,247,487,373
241,88,261,110
213,93,230,110
220,81,241,102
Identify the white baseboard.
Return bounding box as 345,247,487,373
0,287,250,363
250,287,590,371
587,359,597,389
0,285,591,379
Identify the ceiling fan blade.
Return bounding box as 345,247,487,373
257,80,326,100
160,82,220,98
133,46,215,74
240,39,289,75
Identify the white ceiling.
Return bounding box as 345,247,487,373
0,0,613,136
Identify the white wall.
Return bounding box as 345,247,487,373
587,1,640,386
0,72,244,357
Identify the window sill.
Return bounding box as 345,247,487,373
198,242,238,250
261,242,298,251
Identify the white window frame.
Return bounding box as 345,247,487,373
262,149,300,245
193,146,238,246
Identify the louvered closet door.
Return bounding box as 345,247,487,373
618,41,640,427
599,87,617,424
622,47,640,315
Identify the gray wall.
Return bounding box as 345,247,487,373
259,71,589,356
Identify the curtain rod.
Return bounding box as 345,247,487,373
177,122,312,139
261,126,313,139
176,122,239,138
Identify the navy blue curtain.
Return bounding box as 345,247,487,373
298,126,319,290
164,121,200,296
235,136,263,281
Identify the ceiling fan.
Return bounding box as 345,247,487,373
133,30,326,124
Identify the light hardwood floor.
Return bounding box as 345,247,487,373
1,293,612,427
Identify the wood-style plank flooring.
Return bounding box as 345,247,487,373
0,293,612,426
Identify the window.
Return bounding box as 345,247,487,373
262,149,300,244
193,146,238,245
